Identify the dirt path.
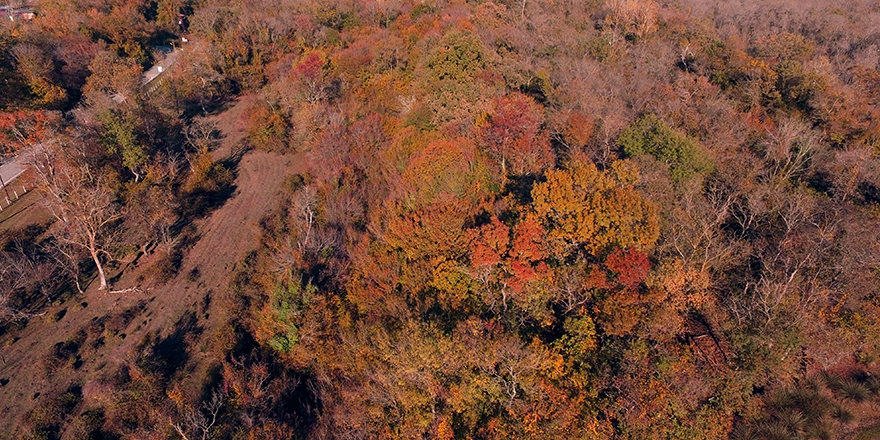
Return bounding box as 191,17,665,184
0,96,305,435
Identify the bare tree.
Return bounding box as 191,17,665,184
44,238,86,294
0,236,59,322
171,390,225,440
27,140,122,291
761,118,821,186
183,118,221,172
127,184,178,256
0,251,45,322
667,180,744,275
11,43,51,84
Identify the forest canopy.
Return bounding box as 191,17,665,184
3,0,880,439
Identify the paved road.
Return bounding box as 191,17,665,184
143,47,182,85
0,154,26,185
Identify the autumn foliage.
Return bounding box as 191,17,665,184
530,160,659,256
6,0,880,438
478,92,554,177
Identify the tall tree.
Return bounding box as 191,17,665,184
28,138,122,291
478,92,554,178
530,160,659,256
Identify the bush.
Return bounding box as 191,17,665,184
245,100,290,152
22,385,82,439
258,277,315,355
618,114,714,183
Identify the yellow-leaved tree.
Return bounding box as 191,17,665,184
530,160,659,257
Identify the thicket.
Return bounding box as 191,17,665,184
3,0,880,438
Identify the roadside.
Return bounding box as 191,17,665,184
143,45,183,86
0,154,25,186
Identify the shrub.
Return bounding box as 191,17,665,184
245,100,290,152
618,114,714,183
258,277,315,355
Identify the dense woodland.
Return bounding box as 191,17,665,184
3,0,880,438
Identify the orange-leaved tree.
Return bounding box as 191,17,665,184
0,110,59,156
529,160,659,257
467,216,554,319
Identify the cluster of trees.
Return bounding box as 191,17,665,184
4,0,880,438
0,0,232,316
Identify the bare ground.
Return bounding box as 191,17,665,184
0,189,51,234
0,95,305,436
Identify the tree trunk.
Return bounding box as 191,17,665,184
90,249,108,290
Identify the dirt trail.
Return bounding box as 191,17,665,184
0,96,304,434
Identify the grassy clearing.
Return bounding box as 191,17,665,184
0,188,51,235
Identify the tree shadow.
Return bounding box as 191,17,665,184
178,180,238,221
218,326,322,437
183,95,238,119
136,311,202,380
503,174,542,208
184,153,241,217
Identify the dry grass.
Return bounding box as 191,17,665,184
0,189,51,235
